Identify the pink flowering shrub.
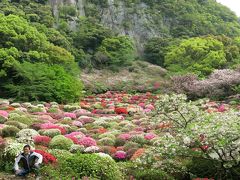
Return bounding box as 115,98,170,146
138,103,145,108
134,127,144,132
144,109,152,113
38,115,55,123
78,137,97,147
64,135,79,144
114,151,127,160
145,104,154,110
34,135,52,147
118,133,132,141
68,131,85,137
65,132,85,144
72,121,83,127
0,124,5,129
172,69,240,99
0,110,8,118
40,123,66,134
64,112,76,119
144,133,157,140
73,109,91,117
67,132,86,141
78,117,94,124
217,104,226,112
49,113,63,120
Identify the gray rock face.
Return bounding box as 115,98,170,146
48,0,166,52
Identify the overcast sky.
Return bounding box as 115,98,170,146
216,0,240,17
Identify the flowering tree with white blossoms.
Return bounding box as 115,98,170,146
136,94,240,179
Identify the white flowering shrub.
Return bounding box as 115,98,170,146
154,94,203,129
138,94,240,178
16,129,39,145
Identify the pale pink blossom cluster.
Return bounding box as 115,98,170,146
72,121,83,127
65,132,86,144
78,137,97,147
64,112,76,119
40,123,66,134
172,69,240,98
118,133,132,141
0,110,8,118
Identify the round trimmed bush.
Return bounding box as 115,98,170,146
69,144,85,153
99,137,115,146
17,128,39,138
98,133,116,140
16,129,39,145
4,121,27,129
123,141,141,151
78,137,96,147
34,135,52,147
38,129,61,138
2,126,20,137
9,115,33,125
0,116,7,123
47,149,73,160
42,153,123,179
131,135,147,145
49,135,74,150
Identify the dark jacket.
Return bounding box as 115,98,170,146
14,151,43,171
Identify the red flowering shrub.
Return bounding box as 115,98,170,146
97,127,108,134
7,106,15,111
33,149,57,164
130,148,145,160
34,135,51,147
115,107,128,114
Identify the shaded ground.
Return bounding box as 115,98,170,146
0,172,36,180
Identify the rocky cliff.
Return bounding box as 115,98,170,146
48,0,172,53
48,0,240,53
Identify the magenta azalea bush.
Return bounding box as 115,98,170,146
144,133,157,140
114,151,127,160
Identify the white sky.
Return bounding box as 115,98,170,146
216,0,240,17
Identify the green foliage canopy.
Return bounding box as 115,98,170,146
165,37,227,77
96,36,135,67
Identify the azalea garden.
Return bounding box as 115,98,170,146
0,91,240,179
1,0,240,179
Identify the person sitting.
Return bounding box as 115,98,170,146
14,144,43,179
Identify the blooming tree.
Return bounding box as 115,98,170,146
137,94,240,178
